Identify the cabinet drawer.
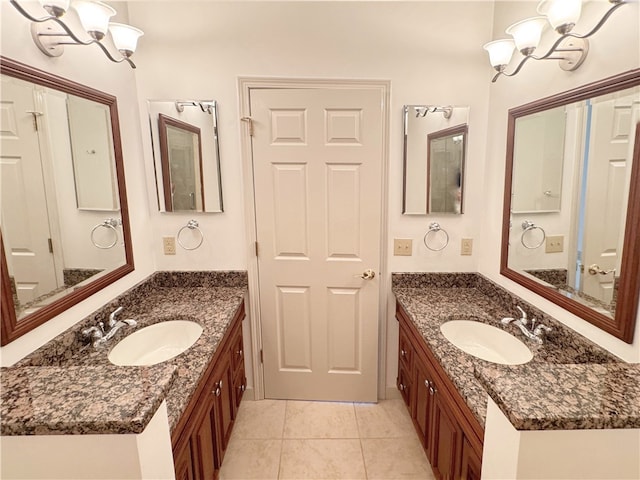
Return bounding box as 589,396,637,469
398,324,414,371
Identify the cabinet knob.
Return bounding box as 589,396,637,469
424,379,429,388
399,383,405,391
213,387,221,397
219,380,223,389
401,349,406,357
237,349,243,356
240,384,246,392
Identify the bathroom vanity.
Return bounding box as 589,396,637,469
0,271,247,480
393,272,640,480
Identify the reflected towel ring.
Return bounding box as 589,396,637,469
424,222,450,251
177,219,204,250
521,220,546,249
91,218,121,249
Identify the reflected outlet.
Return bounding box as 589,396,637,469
545,235,564,253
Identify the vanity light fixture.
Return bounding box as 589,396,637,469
483,0,626,82
9,0,143,68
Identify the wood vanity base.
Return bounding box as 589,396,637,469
172,300,246,480
396,302,484,480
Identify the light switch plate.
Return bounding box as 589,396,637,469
394,238,412,256
461,238,473,256
163,236,176,255
545,235,564,253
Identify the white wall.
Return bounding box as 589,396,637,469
128,0,495,394
478,0,640,361
0,2,156,366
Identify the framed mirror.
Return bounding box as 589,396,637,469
148,100,223,213
0,56,134,346
501,69,640,343
403,105,469,214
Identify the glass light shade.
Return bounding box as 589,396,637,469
506,17,548,55
109,23,143,56
72,1,116,40
483,39,516,69
39,0,69,16
538,0,582,32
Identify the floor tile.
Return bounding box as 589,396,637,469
355,399,415,438
279,438,366,479
283,401,359,439
218,438,282,479
232,399,286,439
361,437,435,480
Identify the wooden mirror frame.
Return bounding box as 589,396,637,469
158,113,205,212
501,69,640,343
0,57,134,346
427,124,467,214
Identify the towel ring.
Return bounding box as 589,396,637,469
90,218,120,249
177,219,204,250
521,221,546,250
423,222,449,252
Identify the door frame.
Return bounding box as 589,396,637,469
238,77,391,401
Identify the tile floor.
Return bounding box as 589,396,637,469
219,398,436,480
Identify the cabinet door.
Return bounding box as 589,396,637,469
398,322,414,371
397,361,412,408
460,435,482,480
192,406,216,480
430,387,463,480
174,437,195,480
211,351,235,468
413,355,434,451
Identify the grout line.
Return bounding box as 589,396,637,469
277,400,287,479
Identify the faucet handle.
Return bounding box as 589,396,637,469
534,323,552,336
516,305,528,322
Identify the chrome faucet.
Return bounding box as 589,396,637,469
501,305,552,344
82,307,137,347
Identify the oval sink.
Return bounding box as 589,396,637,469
108,320,203,366
440,320,533,365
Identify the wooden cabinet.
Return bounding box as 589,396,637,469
397,302,483,480
172,300,246,480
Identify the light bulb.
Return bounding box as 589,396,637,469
538,0,582,34
506,17,548,56
38,0,70,17
483,39,516,71
109,23,143,57
72,1,116,41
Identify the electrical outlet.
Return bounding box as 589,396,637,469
394,238,412,256
163,236,176,255
545,235,564,253
461,238,473,256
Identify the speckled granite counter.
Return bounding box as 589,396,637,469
392,273,640,431
1,271,247,436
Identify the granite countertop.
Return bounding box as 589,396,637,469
392,273,639,431
1,271,247,436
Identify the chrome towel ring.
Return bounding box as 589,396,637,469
90,218,121,249
521,220,546,249
177,219,204,251
424,222,449,251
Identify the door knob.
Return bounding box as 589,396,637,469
355,269,376,280
587,264,616,276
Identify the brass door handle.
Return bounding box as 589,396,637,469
587,264,616,276
355,269,376,280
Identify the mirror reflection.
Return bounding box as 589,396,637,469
1,70,130,324
403,105,469,215
148,100,223,213
506,84,640,320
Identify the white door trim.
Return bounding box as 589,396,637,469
238,77,390,400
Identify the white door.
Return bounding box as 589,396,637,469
0,75,59,306
582,93,639,303
250,86,384,402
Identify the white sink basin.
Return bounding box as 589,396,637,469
108,320,203,366
440,320,533,365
